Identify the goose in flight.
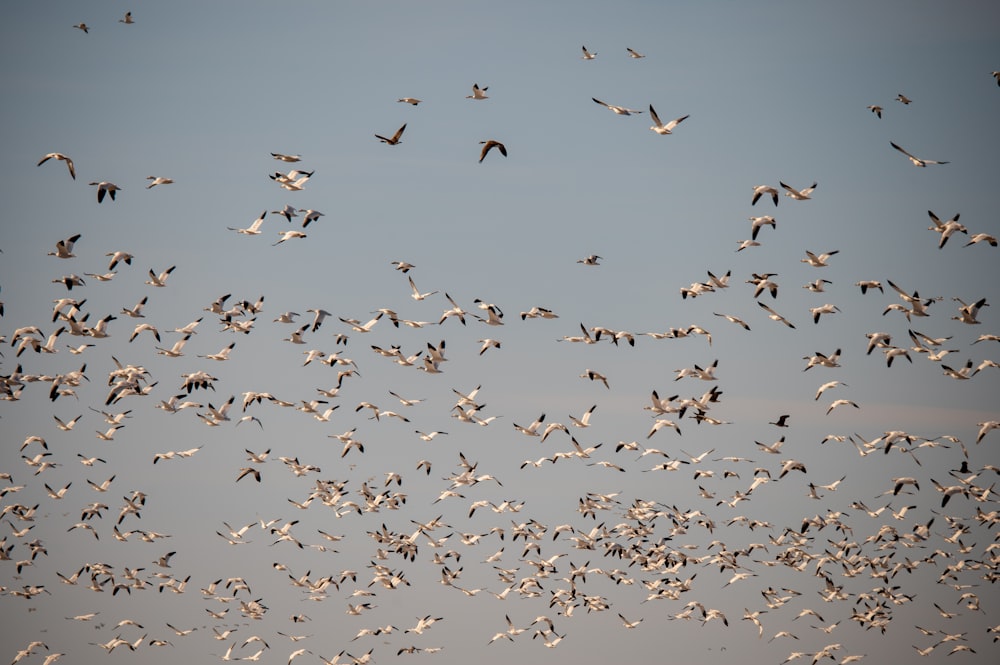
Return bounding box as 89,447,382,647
751,185,778,206
626,47,645,58
890,141,949,167
927,210,967,248
749,215,776,240
758,301,795,328
37,153,76,179
478,140,507,163
73,23,89,33
271,152,301,162
119,11,134,24
801,249,839,267
648,106,689,135
375,123,406,145
580,46,596,60
397,97,422,105
145,176,174,189
49,234,82,259
592,98,642,115
228,211,267,235
577,254,602,266
780,181,817,200
89,181,122,203
273,230,307,246
867,105,882,118
144,265,175,287
466,83,489,99
896,93,911,104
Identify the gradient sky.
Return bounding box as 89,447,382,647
2,2,999,664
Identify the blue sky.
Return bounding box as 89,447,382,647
2,2,999,664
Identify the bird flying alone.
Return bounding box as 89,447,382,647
478,140,507,163
375,124,406,145
38,153,76,179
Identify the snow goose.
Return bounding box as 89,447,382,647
867,105,882,118
228,211,267,235
648,105,688,134
88,181,122,203
780,181,817,200
751,185,778,206
48,234,82,259
580,46,596,60
890,141,948,167
145,176,173,189
466,83,489,99
626,47,645,58
592,98,642,115
37,153,76,179
801,249,839,267
397,97,422,105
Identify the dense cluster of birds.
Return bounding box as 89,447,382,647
3,10,1000,665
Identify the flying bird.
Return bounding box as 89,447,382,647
478,140,507,163
648,106,689,135
466,83,489,99
890,141,949,167
592,98,642,115
37,153,76,179
375,123,406,145
580,46,596,60
88,181,122,203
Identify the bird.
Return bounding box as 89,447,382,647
626,47,645,58
145,176,174,189
648,106,689,135
119,11,134,24
274,230,307,246
88,181,122,203
73,23,89,33
801,249,839,267
758,302,796,328
780,181,817,200
397,97,422,105
375,123,406,145
271,152,302,162
751,185,779,206
580,46,597,59
749,215,776,240
48,234,82,259
145,265,175,287
896,93,912,104
927,210,967,248
228,211,267,235
577,254,602,266
478,140,507,163
37,153,76,179
867,105,882,118
466,83,489,99
890,141,949,167
592,98,642,115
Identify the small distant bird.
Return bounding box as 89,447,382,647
626,47,645,58
576,254,602,266
375,124,406,145
896,93,911,104
119,11,134,24
993,71,1000,86
38,153,76,179
581,46,597,60
648,106,689,135
466,83,489,100
397,98,422,105
890,141,949,167
478,140,507,163
89,181,122,203
867,104,882,118
145,176,174,189
271,153,301,162
73,23,89,33
592,98,642,115
780,181,817,201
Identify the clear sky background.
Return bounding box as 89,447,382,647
2,2,999,664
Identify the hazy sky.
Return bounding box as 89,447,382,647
2,2,999,664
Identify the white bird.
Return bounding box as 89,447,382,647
274,230,307,246
577,254,602,266
298,209,324,227
271,152,301,162
758,301,796,328
896,93,911,104
466,83,489,99
867,104,882,118
397,97,422,105
89,181,122,203
569,404,596,428
375,123,406,145
801,249,839,267
890,141,949,167
145,176,174,189
826,399,860,415
952,296,988,325
145,265,175,287
626,47,645,58
751,184,779,206
780,181,817,200
592,98,642,115
48,233,82,259
119,11,134,24
228,211,267,235
749,215,776,240
37,153,76,179
580,46,596,59
927,210,967,248
809,303,841,324
408,276,438,300
648,105,689,135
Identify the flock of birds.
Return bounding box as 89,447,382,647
3,11,1000,665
